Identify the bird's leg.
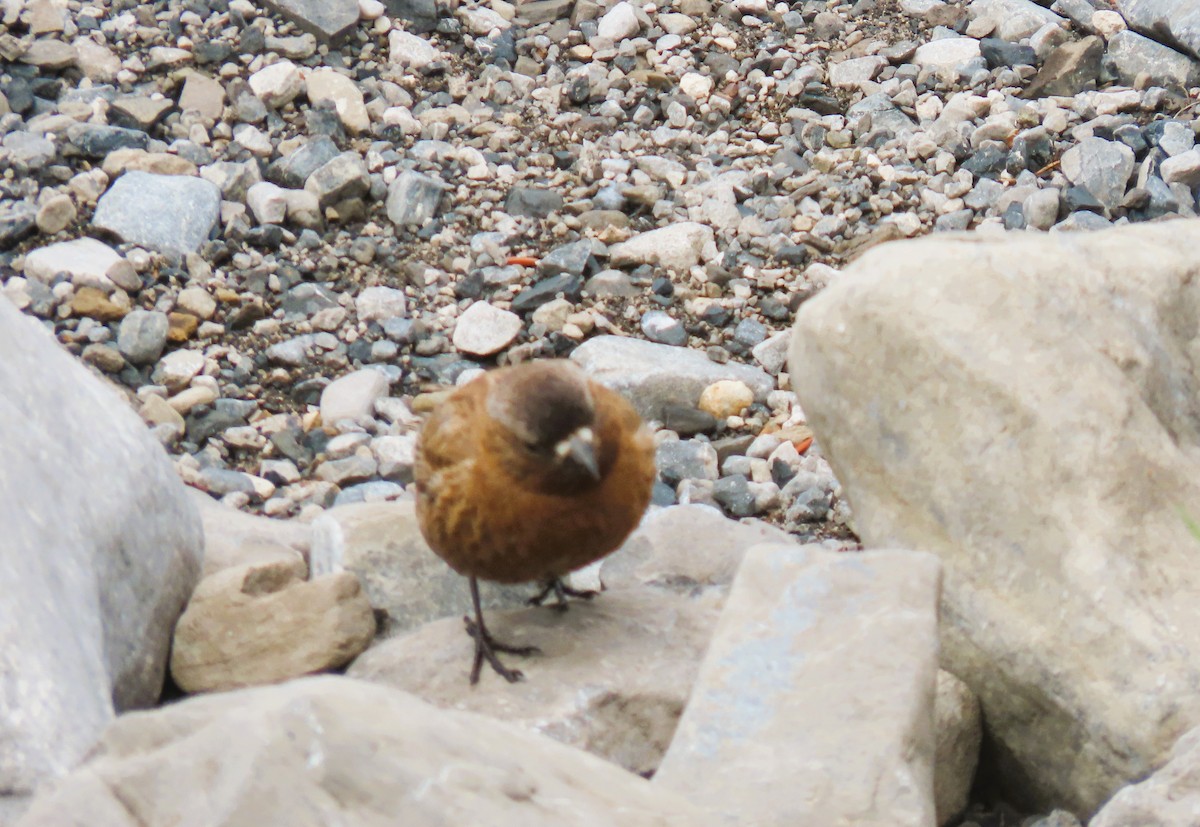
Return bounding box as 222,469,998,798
527,576,599,612
463,577,540,685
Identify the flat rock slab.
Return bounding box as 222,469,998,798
309,500,531,634
571,335,774,421
92,171,220,255
788,219,1200,816
0,297,202,797
348,587,725,776
15,677,717,827
188,487,309,575
262,0,358,42
654,544,941,827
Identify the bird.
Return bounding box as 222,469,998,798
413,358,656,685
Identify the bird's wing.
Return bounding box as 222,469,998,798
414,374,489,486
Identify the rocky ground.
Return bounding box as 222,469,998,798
5,0,1200,824
6,0,1200,543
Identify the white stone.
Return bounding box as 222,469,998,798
608,222,714,272
247,59,304,107
1160,149,1200,187
245,181,287,225
913,37,982,70
1091,9,1126,35
389,29,439,69
320,368,390,428
452,301,523,357
679,71,713,99
829,55,887,88
151,349,205,392
305,68,370,134
23,237,124,290
597,1,640,40
355,285,407,322
358,0,386,18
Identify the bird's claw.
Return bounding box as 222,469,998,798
528,577,600,611
463,615,540,685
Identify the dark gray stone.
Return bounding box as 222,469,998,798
382,0,440,32
268,136,340,188
66,123,149,158
641,310,688,346
539,240,594,277
0,202,37,250
713,474,757,517
656,439,718,487
511,273,583,314
505,186,565,218
1022,36,1103,98
305,152,370,207
92,171,221,255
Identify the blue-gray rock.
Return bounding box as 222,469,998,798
656,439,719,486
505,187,564,218
305,152,370,207
1052,211,1114,231
935,210,974,232
584,269,639,297
195,466,259,498
539,240,595,277
117,310,170,365
1106,30,1200,89
1060,138,1135,211
262,0,358,42
187,399,257,444
92,171,220,255
0,297,202,799
386,170,447,227
594,185,626,211
980,38,1036,68
0,201,37,250
268,136,340,188
641,310,688,346
782,470,835,524
713,474,758,517
333,481,407,506
511,273,583,314
282,283,340,318
67,123,149,158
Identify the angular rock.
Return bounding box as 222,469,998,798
1022,36,1103,98
1107,30,1200,89
170,558,375,693
177,71,225,123
305,68,369,134
355,285,407,322
609,222,713,272
788,220,1200,816
0,297,202,798
349,588,723,774
305,152,370,208
16,677,713,827
386,170,447,227
92,171,220,255
309,501,530,634
654,544,941,827
571,335,774,421
912,37,982,71
969,0,1065,40
116,309,170,365
1117,0,1200,63
1060,137,1134,211
263,0,359,42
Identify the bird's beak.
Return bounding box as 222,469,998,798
557,427,600,481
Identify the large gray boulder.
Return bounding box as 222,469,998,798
788,220,1200,817
0,297,203,802
1117,0,1200,62
16,676,715,827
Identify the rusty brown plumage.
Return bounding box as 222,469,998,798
414,359,656,684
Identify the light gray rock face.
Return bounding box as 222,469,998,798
187,488,309,576
654,544,942,827
788,220,1200,817
15,677,715,827
571,335,774,421
1091,726,1200,827
601,503,796,593
1061,137,1135,211
309,501,530,634
1106,30,1200,89
0,296,202,799
349,588,724,777
386,170,447,227
1118,0,1200,62
935,671,982,826
91,171,221,254
262,0,359,42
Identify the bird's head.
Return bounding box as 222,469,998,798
485,361,604,489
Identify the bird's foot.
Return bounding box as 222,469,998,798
528,577,599,612
463,615,541,685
